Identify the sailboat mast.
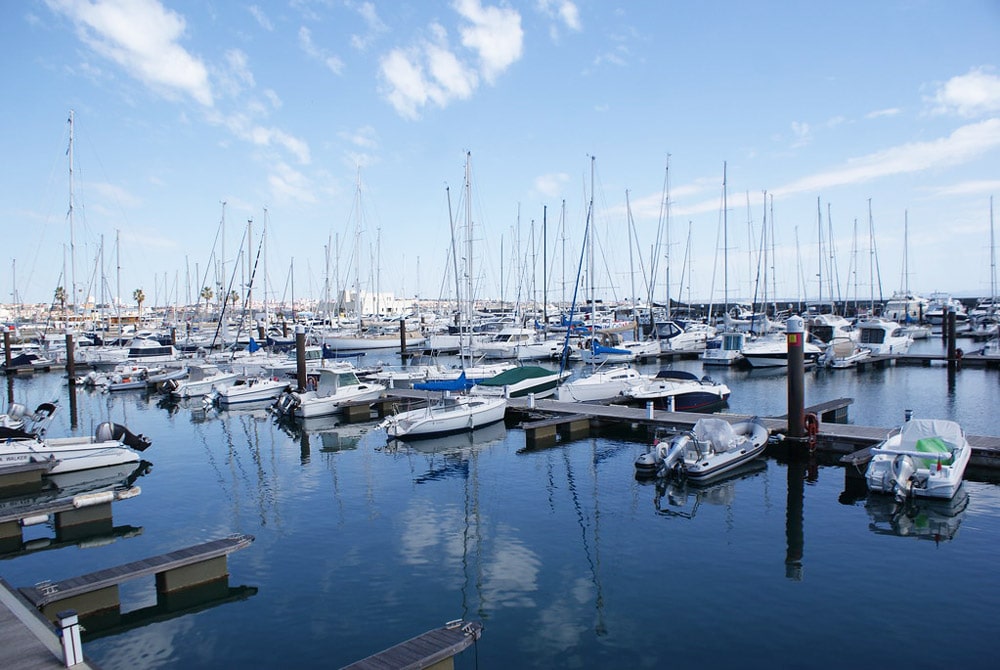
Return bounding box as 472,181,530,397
542,205,548,328
67,110,78,318
991,195,997,307
626,190,637,339
723,161,729,323
817,196,823,311
465,152,474,326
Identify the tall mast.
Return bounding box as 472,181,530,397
465,152,474,326
817,196,823,311
67,110,78,316
991,195,997,308
723,161,729,323
542,205,548,328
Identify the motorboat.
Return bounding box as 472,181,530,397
554,365,645,403
635,417,769,482
807,313,856,345
740,332,822,368
379,393,507,440
865,418,971,501
652,459,767,518
856,318,913,355
166,363,240,398
0,402,57,432
276,364,385,418
0,421,151,474
473,327,562,360
469,365,572,399
652,320,715,353
619,370,730,412
821,337,872,369
700,331,746,366
209,376,290,406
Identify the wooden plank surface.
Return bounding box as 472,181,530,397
341,621,482,670
20,534,254,608
0,578,96,670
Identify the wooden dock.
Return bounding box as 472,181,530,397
858,352,999,369
20,534,255,622
340,619,483,670
0,577,97,670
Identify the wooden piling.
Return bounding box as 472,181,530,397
295,326,307,392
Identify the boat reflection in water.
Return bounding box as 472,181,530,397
0,460,151,557
866,484,970,543
388,421,507,484
652,459,767,519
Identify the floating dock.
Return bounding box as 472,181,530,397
340,619,483,670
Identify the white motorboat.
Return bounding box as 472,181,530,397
276,365,385,418
473,327,562,360
379,394,507,440
0,401,57,432
856,318,913,355
209,376,290,406
0,421,151,474
822,337,872,369
166,363,240,398
554,365,645,403
740,332,822,368
469,365,572,399
653,320,715,353
700,331,746,366
865,418,971,501
619,370,731,412
635,417,769,482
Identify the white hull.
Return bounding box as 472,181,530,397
214,378,290,405
0,430,145,474
382,395,507,439
866,418,971,500
555,366,644,403
290,385,385,418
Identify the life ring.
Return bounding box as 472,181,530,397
804,412,819,448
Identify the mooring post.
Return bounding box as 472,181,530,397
399,318,407,357
786,315,805,440
646,401,654,420
295,325,307,392
2,329,11,371
257,320,265,342
65,330,75,384
947,306,957,370
58,609,84,667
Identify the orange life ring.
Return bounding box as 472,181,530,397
804,412,819,447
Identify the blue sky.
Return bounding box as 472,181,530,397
3,0,999,310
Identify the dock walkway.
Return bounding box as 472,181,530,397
0,577,97,670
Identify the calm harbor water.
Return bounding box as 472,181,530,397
2,336,999,669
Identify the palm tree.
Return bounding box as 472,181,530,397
200,286,213,317
54,286,67,325
229,290,240,309
133,288,145,322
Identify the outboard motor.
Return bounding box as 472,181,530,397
95,422,153,451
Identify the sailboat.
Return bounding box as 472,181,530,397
702,163,746,365
380,153,507,438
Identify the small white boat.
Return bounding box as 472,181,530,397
700,331,746,366
276,365,385,418
865,418,971,501
821,337,872,369
857,318,913,355
470,365,571,399
210,376,290,406
380,393,507,440
635,417,769,482
0,421,151,474
166,363,240,398
555,365,645,403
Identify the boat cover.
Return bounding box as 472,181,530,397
899,419,964,466
693,418,739,452
477,366,554,387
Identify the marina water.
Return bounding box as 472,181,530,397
2,336,999,669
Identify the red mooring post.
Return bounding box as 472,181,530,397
786,315,805,440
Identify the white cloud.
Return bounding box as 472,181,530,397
454,0,524,83
252,127,311,165
867,107,901,119
534,172,570,198
790,121,812,148
377,1,523,118
268,162,316,203
774,119,1000,197
928,67,1000,118
47,0,213,106
299,26,345,75
248,5,273,31
537,0,582,33
349,1,388,51
926,179,1000,198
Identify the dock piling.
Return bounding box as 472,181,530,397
295,325,306,392
58,610,84,667
786,315,805,441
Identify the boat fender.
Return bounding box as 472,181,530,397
804,413,819,448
